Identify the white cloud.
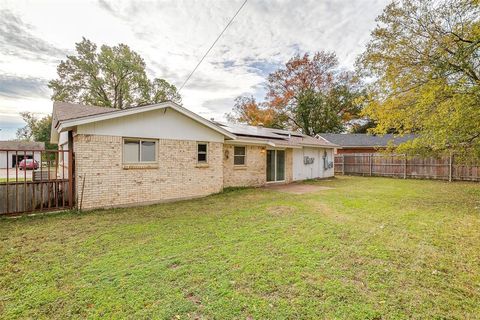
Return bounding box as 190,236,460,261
0,0,388,139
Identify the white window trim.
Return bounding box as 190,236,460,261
233,146,247,166
197,142,208,164
122,138,158,164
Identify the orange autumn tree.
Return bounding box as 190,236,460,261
228,52,364,135
226,96,287,128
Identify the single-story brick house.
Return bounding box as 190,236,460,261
50,101,336,210
0,141,45,168
318,133,416,154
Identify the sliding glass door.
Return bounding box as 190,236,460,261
276,150,285,181
266,150,285,182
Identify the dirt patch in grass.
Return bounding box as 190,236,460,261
304,199,353,223
266,205,296,216
265,183,334,194
186,293,202,306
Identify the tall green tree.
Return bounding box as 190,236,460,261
229,52,364,135
16,112,56,150
357,0,480,157
295,89,345,135
49,38,181,109
294,73,366,135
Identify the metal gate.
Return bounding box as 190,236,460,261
0,149,74,216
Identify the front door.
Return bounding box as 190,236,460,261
266,150,285,182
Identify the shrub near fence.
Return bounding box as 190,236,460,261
334,153,479,182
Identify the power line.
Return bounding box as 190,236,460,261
178,0,248,92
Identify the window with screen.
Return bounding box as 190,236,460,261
234,146,246,165
123,139,157,163
197,143,208,163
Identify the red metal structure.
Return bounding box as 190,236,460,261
0,149,75,216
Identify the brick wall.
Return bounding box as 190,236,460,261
223,145,294,187
285,148,293,183
223,145,266,187
74,134,223,209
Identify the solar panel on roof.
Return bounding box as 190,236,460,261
216,122,306,139
218,123,287,139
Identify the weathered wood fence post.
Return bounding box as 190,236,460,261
342,154,345,175
404,154,407,179
448,153,453,182
369,154,373,176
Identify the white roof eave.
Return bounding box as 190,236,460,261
226,139,275,147
300,143,337,149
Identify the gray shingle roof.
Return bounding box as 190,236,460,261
52,101,116,128
0,141,45,150
318,133,416,147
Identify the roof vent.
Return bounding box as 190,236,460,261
257,123,264,128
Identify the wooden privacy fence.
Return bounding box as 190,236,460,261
334,153,479,182
0,149,75,216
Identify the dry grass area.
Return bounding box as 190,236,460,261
1,176,479,319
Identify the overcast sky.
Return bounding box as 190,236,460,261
0,0,388,140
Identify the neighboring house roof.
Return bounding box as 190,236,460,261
0,141,45,151
50,101,236,142
216,122,337,148
318,133,416,148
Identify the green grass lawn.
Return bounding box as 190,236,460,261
1,176,479,319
